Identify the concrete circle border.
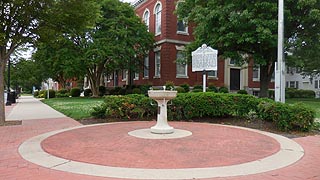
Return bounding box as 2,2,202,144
19,122,304,180
128,128,192,139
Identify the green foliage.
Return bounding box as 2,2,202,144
165,81,175,90
176,87,186,93
99,86,106,96
169,93,264,120
219,87,229,93
91,94,156,119
257,101,315,131
176,0,320,97
193,85,202,90
180,84,190,92
33,91,39,97
45,90,56,99
192,89,202,93
84,89,92,97
70,87,81,97
38,90,46,98
56,89,69,98
237,90,248,94
286,88,315,98
132,88,142,94
208,84,218,92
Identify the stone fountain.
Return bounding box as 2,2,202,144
148,86,177,134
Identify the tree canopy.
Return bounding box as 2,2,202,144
177,0,320,97
34,0,154,97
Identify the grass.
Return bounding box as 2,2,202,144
42,97,104,120
286,98,320,118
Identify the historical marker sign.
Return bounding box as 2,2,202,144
192,44,218,72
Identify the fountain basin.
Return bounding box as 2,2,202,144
148,90,177,100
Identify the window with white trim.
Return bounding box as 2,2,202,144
143,56,149,78
154,52,161,77
315,80,320,89
177,20,187,33
154,3,162,35
286,81,299,88
134,72,139,80
122,70,127,80
208,71,217,78
176,51,187,77
252,66,260,81
143,9,150,31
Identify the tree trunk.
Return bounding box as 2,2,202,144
259,62,275,98
0,59,6,125
88,75,100,97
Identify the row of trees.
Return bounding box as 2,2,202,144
0,0,154,124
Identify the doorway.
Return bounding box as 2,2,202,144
230,69,240,90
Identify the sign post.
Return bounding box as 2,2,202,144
192,44,218,92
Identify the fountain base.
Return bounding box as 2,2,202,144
151,125,174,134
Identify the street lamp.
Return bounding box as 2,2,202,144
5,58,11,106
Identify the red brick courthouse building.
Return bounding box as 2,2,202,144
103,0,274,94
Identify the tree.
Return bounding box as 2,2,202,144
83,0,153,96
177,0,320,97
0,0,51,124
34,0,154,97
0,0,99,124
10,58,43,93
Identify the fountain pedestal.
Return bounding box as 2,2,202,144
148,90,177,134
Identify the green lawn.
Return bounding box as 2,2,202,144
286,98,320,118
42,97,104,120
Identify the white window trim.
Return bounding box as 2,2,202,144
134,72,139,80
253,66,260,82
122,70,128,81
143,9,150,32
143,56,149,79
154,2,162,36
176,50,188,78
208,70,218,79
154,51,161,78
177,20,189,35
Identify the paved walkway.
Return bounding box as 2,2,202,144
1,96,320,180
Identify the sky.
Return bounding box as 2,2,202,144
121,0,135,3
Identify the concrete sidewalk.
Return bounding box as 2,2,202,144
6,96,66,121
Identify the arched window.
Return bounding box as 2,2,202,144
154,3,162,35
143,9,150,31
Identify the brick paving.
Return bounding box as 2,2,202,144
1,98,320,180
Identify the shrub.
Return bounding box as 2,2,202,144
180,84,190,92
99,86,106,96
208,84,218,92
91,94,156,119
139,84,152,94
176,87,186,93
237,90,248,94
192,89,202,93
193,84,202,90
58,89,69,94
286,88,315,98
165,81,175,90
70,87,81,97
132,88,142,94
38,90,46,98
84,89,92,97
257,101,315,131
33,90,39,97
219,87,229,93
44,89,56,99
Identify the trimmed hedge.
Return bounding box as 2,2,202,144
286,88,315,98
91,92,315,132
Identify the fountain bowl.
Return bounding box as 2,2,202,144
148,90,177,100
